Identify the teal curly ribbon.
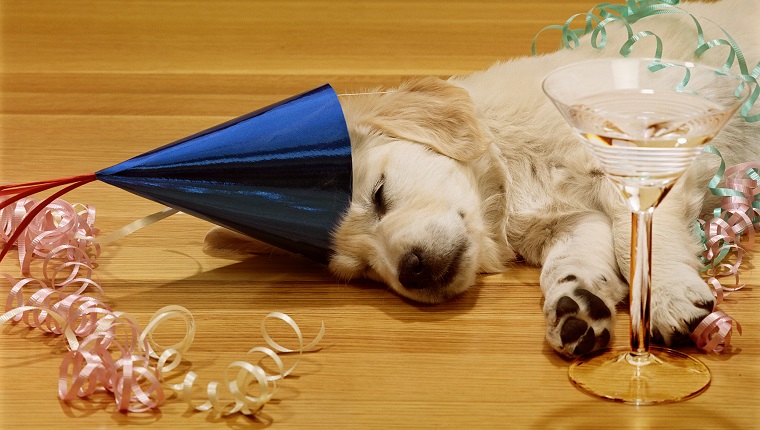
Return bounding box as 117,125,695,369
532,0,759,122
698,145,737,269
691,146,757,352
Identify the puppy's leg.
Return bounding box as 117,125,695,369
539,212,627,359
611,197,715,346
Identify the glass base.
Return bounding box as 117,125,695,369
568,346,710,405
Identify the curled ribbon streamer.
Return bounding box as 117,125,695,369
139,305,196,375
532,0,759,122
57,321,165,413
0,193,166,412
2,276,108,346
690,147,758,352
699,147,759,271
43,246,97,288
95,207,180,245
259,311,325,379
173,312,325,416
1,195,105,350
705,276,743,307
2,195,326,414
0,175,99,264
690,310,742,353
53,307,176,413
1,196,100,278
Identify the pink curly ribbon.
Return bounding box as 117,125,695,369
0,194,167,412
691,150,759,353
0,174,98,263
2,196,98,270
691,311,742,353
57,314,167,413
0,192,169,411
2,192,323,415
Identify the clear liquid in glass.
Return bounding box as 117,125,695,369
564,90,731,211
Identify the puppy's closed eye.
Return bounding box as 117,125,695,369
373,176,388,219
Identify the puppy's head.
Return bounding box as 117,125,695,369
330,77,513,303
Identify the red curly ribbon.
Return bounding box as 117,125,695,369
1,174,98,264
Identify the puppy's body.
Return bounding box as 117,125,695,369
208,0,760,358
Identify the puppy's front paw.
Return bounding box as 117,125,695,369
544,275,617,359
650,269,715,346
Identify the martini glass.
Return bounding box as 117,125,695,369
542,58,750,405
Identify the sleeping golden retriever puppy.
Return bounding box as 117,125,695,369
206,0,760,358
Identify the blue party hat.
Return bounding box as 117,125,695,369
94,84,352,263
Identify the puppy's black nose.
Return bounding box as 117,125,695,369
398,244,465,291
398,251,429,289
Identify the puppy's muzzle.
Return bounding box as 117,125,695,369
398,242,467,290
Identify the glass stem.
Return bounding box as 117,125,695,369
629,208,653,357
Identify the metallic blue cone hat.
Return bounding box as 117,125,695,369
96,84,352,263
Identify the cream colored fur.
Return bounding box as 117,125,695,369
206,0,760,357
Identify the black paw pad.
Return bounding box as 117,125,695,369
560,317,588,345
573,327,596,356
556,296,580,318
598,328,611,347
574,288,611,320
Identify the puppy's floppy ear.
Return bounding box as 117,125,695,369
367,77,492,161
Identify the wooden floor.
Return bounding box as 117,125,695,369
1,1,758,428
